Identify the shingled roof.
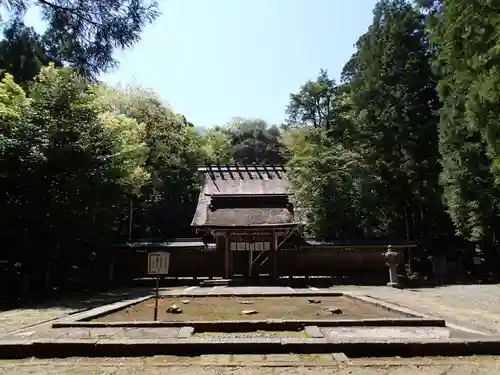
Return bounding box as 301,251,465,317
191,165,300,228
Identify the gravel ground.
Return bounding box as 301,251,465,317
354,284,500,333
0,289,149,337
194,330,308,339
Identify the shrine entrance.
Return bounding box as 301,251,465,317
213,231,277,279
230,238,273,277
218,228,299,280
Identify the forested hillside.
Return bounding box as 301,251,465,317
1,0,500,297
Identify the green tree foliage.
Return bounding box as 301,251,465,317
0,65,211,295
284,1,450,243
428,0,500,252
286,69,355,144
6,0,500,294
283,70,382,239
198,127,233,164
0,65,152,293
0,20,58,86
346,0,447,241
282,127,379,238
94,84,202,239
223,117,285,165
0,0,159,78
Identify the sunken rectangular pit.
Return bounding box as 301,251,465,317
52,293,446,331
93,296,407,322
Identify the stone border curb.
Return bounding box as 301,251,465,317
3,337,500,358
53,317,446,329
344,293,439,320
54,292,445,330
50,295,152,327
160,292,345,297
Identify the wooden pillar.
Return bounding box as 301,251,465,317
229,235,233,277
224,234,230,279
271,230,277,279
248,246,253,278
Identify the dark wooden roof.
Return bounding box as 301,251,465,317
200,165,289,195
115,239,216,252
205,207,294,227
191,165,300,228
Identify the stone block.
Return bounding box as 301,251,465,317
332,352,350,362
305,325,324,338
232,354,266,362
199,354,233,364
177,326,194,339
266,354,301,362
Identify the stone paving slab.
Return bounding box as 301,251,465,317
2,334,500,358
0,356,500,374
2,327,181,341
55,295,152,324
322,327,451,340
162,286,307,296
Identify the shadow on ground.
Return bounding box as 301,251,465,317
0,287,156,313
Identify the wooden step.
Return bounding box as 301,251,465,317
199,279,231,287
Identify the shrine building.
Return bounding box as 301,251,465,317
114,164,416,286
191,164,301,279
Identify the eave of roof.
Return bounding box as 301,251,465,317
197,165,286,173
205,193,293,197
194,224,302,230
302,239,417,248
114,240,214,249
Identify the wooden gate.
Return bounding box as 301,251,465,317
229,239,272,277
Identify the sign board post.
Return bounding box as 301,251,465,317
147,252,170,321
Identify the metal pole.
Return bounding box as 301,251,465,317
128,199,133,241
154,274,159,321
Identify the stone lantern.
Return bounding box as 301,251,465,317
384,245,400,288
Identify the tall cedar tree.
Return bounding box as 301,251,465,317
0,0,159,78
346,0,448,242
428,0,500,254
0,20,60,86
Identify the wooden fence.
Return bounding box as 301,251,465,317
114,245,399,285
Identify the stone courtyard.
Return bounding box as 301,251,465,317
0,284,500,373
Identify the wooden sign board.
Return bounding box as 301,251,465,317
148,252,170,275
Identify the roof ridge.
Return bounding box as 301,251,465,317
197,164,286,173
